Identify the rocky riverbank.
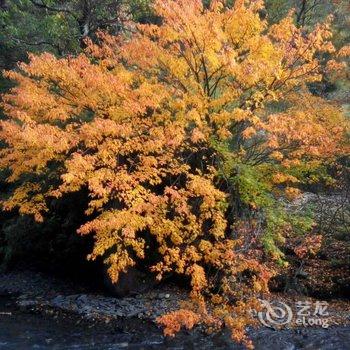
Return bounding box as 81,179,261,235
1,269,350,349
0,269,185,322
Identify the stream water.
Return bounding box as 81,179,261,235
0,295,349,350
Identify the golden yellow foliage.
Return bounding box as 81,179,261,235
0,0,349,347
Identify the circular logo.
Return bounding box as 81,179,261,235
257,299,293,328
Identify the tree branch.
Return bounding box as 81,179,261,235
29,0,78,20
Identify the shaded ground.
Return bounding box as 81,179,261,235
0,270,185,321
1,295,350,350
0,270,350,349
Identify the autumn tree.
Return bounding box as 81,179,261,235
0,0,349,346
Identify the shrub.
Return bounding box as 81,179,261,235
0,0,349,346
